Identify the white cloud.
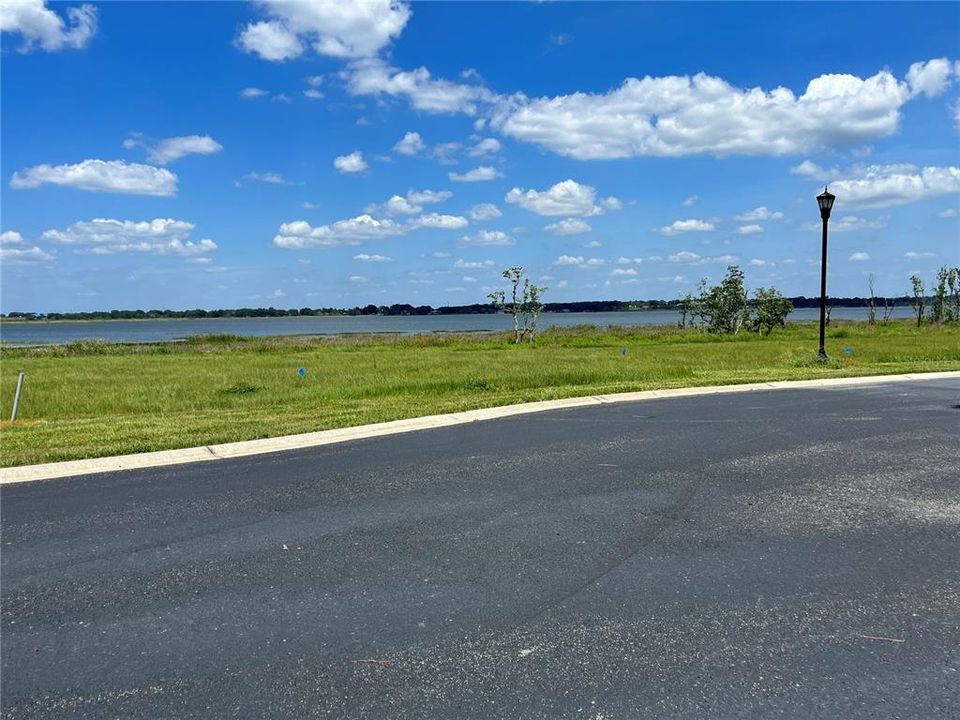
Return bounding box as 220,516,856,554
584,240,603,248
790,159,840,180
611,267,638,276
1,0,97,52
938,208,958,218
828,164,960,208
545,218,591,235
393,131,426,155
735,206,783,221
655,219,715,236
0,230,25,246
682,195,698,207
243,171,289,185
505,179,618,216
349,275,367,283
238,0,410,61
827,216,888,232
737,224,764,235
382,195,421,215
345,58,495,115
371,189,452,216
304,89,324,100
143,135,223,165
552,255,604,267
667,250,701,263
0,245,56,264
240,87,269,99
353,253,391,262
904,251,936,259
410,213,469,230
10,159,177,196
449,166,502,182
905,58,953,98
848,252,871,262
333,151,368,173
453,259,495,269
469,138,501,156
41,218,216,256
406,189,451,204
495,60,957,159
748,258,767,266
469,203,502,221
273,214,404,248
460,229,514,246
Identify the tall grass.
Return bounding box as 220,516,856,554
1,320,957,467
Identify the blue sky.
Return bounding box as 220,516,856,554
1,0,958,313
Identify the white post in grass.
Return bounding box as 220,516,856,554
10,372,25,422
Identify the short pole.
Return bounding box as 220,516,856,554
11,372,25,422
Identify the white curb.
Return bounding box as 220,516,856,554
2,371,958,485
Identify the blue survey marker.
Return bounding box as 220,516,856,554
297,367,306,377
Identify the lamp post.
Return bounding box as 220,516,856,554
816,187,836,359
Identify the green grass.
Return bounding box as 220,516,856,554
1,320,957,468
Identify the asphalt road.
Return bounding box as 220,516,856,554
2,378,959,719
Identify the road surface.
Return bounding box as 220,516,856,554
2,378,959,718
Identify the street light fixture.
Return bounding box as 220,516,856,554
816,187,836,359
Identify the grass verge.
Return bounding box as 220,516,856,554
1,320,957,467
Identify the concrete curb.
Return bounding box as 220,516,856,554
3,371,958,485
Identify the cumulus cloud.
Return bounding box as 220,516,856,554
10,159,177,196
449,166,502,182
353,253,391,262
827,164,960,208
682,195,698,207
128,134,223,165
345,57,495,115
938,208,958,218
334,151,368,173
41,218,216,255
611,267,638,276
273,214,403,248
240,87,269,99
1,0,97,52
409,213,469,230
734,206,784,221
393,131,426,155
407,189,452,204
505,179,619,216
370,188,451,216
904,251,936,259
469,138,501,156
848,252,871,262
545,218,591,235
552,255,604,267
469,203,502,221
737,224,764,235
655,219,715,236
459,229,514,246
495,59,958,159
0,230,56,264
238,0,410,61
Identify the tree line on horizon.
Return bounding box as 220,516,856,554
0,294,923,322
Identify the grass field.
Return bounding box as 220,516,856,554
1,320,958,468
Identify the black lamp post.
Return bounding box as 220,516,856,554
816,187,836,359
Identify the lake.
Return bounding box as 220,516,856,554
0,306,916,346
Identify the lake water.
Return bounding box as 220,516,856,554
0,306,916,346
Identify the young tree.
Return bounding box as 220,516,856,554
948,267,960,322
909,274,926,326
702,265,748,334
488,266,547,343
752,287,794,334
932,267,947,323
867,273,877,324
